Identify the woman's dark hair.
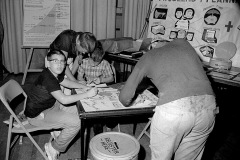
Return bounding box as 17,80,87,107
49,29,76,58
75,32,97,54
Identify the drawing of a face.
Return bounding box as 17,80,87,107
186,32,194,41
184,8,194,20
204,8,220,25
175,7,183,19
177,30,186,39
169,31,177,39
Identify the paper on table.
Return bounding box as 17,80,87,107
76,87,158,112
87,83,107,88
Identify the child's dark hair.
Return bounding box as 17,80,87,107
75,32,97,54
90,41,104,62
47,50,66,61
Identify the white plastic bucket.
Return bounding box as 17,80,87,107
89,132,140,160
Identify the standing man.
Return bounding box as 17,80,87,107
119,39,217,160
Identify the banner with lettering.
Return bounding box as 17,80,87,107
147,0,240,67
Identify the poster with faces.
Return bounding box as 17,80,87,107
147,0,240,67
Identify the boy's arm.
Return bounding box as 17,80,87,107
77,74,85,82
60,78,89,89
51,88,98,105
98,61,114,84
98,74,114,84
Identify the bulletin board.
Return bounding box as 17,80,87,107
23,0,71,47
147,0,240,67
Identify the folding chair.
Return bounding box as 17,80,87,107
110,62,117,83
137,118,151,141
0,79,62,160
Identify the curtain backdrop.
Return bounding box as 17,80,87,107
71,0,116,39
123,0,151,39
0,0,116,74
0,0,25,74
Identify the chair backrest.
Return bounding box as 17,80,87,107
0,79,28,128
110,63,117,83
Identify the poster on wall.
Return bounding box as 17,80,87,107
23,0,70,47
147,0,240,67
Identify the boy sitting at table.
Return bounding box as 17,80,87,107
77,41,116,133
77,41,114,85
24,49,98,160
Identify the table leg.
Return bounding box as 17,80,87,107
123,64,127,81
84,126,91,160
81,118,85,160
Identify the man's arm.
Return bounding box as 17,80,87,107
119,53,149,107
119,67,145,107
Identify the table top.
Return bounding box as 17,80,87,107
76,54,240,118
76,82,155,119
106,52,240,88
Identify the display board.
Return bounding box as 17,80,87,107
23,0,70,47
147,0,240,66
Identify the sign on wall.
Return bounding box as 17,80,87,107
147,0,240,67
23,0,70,47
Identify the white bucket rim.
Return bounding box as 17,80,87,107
90,132,140,159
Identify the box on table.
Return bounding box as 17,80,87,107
99,37,133,53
